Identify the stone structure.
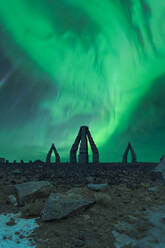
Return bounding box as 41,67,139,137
70,126,99,164
46,144,60,164
86,128,99,164
122,142,137,164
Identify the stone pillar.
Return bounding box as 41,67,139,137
86,128,99,163
78,126,88,164
70,128,82,164
122,142,137,164
129,143,136,163
46,144,60,164
70,126,99,164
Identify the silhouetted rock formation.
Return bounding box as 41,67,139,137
70,127,82,164
122,142,137,164
79,126,88,163
86,128,99,164
70,126,99,164
46,144,60,164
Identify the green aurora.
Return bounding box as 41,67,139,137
0,0,165,162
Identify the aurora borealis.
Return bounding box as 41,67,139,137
0,0,165,162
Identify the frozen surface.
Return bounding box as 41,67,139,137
0,213,39,248
113,204,165,248
1,204,165,248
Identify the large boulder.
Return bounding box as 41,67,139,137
41,191,96,221
15,181,54,206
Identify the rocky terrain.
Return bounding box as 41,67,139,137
0,163,165,248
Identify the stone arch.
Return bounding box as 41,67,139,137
70,127,82,164
70,126,99,164
46,144,60,163
122,142,137,164
86,128,99,163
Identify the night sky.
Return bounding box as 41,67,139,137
0,0,165,163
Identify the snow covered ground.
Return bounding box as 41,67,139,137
0,213,39,248
113,204,165,248
0,204,165,248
